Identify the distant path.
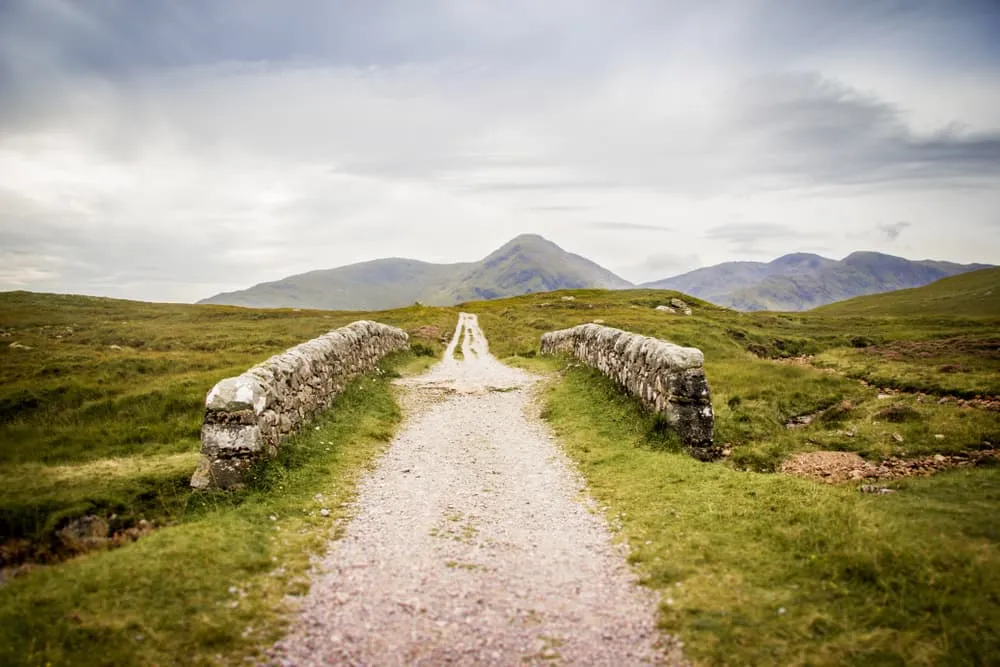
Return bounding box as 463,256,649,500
268,313,682,666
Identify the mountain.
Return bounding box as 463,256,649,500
199,234,633,310
814,266,1000,317
643,251,991,311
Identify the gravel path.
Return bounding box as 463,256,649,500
267,314,684,666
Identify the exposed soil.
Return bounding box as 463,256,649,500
863,337,1000,362
0,517,155,587
781,449,999,485
266,313,683,666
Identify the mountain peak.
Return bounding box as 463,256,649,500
642,250,990,311
199,234,631,310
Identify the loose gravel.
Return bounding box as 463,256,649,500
267,313,684,666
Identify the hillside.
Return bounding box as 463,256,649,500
644,251,990,311
815,266,1000,316
199,258,470,311
3,287,999,666
199,234,632,310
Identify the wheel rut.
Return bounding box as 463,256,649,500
267,313,683,666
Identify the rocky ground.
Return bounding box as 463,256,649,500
781,449,999,485
266,313,684,666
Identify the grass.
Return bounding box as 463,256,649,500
814,267,1000,317
2,274,999,665
0,368,406,666
0,291,459,666
537,364,1000,666
469,287,999,471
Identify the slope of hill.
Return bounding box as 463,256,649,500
199,258,471,311
644,251,990,311
199,234,632,310
814,266,1000,316
3,287,1000,666
429,234,632,304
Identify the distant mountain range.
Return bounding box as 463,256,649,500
199,235,991,312
641,251,992,311
198,234,631,311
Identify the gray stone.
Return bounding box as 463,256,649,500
540,324,718,460
192,320,408,490
206,376,268,414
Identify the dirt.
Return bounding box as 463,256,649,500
0,517,155,587
266,313,684,666
781,449,999,484
863,337,1000,362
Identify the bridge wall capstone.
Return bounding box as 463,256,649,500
540,324,718,460
191,321,408,489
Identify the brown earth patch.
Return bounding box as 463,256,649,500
781,449,999,484
863,337,1000,362
0,516,156,586
408,325,444,341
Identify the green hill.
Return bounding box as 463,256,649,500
814,266,1000,316
199,234,633,310
2,287,999,666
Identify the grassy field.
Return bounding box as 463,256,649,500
1,273,998,665
0,292,455,665
468,281,999,665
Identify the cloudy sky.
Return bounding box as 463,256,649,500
2,0,999,302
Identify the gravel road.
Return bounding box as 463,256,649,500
267,313,684,666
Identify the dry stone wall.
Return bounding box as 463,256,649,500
191,321,408,489
540,324,718,460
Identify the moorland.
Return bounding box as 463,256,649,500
1,267,998,666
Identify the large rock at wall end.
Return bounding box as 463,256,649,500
200,423,264,457
206,376,268,414
191,456,257,491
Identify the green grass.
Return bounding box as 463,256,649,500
537,364,1000,666
3,276,999,665
470,287,999,471
814,267,1000,317
0,353,412,666
0,291,460,665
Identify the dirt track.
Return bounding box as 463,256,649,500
267,313,682,666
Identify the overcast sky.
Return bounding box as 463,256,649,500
2,0,999,302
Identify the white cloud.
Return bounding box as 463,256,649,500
0,1,997,300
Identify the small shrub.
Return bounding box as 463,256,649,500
875,405,922,423
410,342,436,357
818,400,855,424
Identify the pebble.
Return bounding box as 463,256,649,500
266,314,683,666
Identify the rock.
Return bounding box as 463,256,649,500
683,308,693,316
933,454,947,463
561,296,575,301
193,321,409,490
206,376,268,415
892,432,904,443
669,298,688,310
655,305,676,313
8,342,31,350
108,344,123,350
592,319,605,324
320,508,331,517
859,485,896,494
540,323,716,459
934,434,945,440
